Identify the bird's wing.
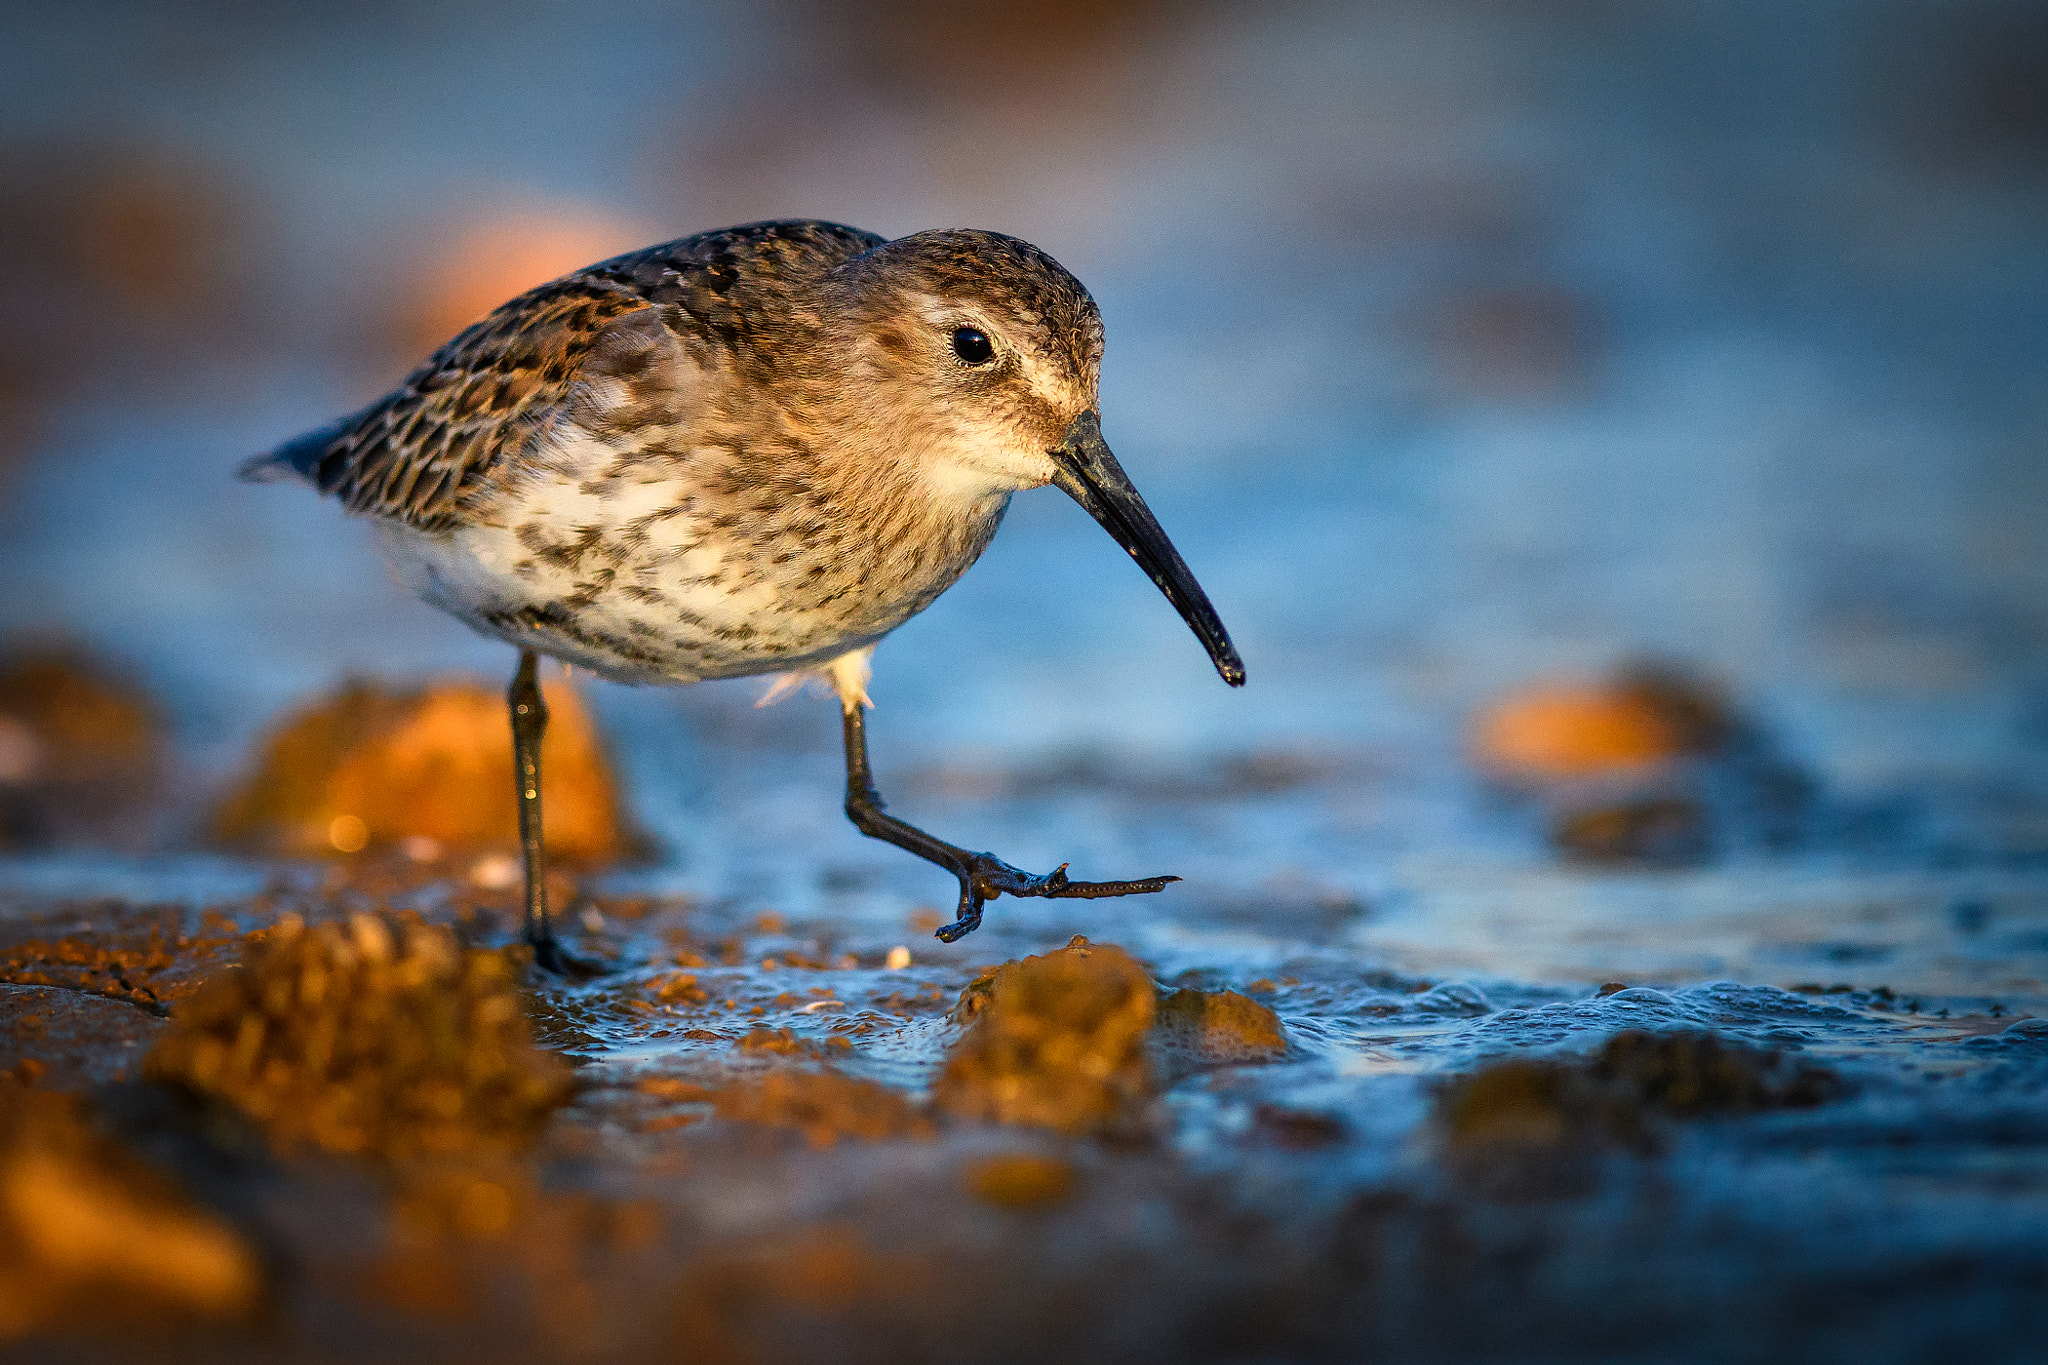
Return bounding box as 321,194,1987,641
242,219,887,531
239,277,652,529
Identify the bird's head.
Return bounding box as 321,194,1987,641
827,229,1244,687
827,228,1102,492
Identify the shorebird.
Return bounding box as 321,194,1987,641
246,220,1244,972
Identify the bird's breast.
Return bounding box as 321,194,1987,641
384,422,1008,683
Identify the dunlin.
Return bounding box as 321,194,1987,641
246,220,1244,971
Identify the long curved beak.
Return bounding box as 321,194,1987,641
1048,411,1246,687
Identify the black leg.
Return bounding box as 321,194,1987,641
839,705,1177,942
509,651,580,976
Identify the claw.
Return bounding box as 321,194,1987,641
527,934,605,980
934,910,982,943
842,701,1183,945
932,853,1180,941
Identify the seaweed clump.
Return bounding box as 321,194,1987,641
935,937,1156,1136
144,914,573,1159
0,1078,260,1338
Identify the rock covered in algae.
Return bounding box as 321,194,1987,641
208,676,631,860
1437,1028,1844,1157
935,937,1157,1136
144,914,573,1159
1154,986,1289,1066
0,1077,261,1337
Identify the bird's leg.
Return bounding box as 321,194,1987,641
509,651,584,976
838,703,1178,942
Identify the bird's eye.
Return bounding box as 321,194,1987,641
951,327,995,365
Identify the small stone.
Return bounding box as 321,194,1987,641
1154,987,1289,1064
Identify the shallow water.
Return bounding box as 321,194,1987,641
3,0,2046,1357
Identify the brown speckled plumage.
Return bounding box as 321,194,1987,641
249,219,1111,686
250,218,1243,958
260,221,886,531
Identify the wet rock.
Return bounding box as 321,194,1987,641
143,913,573,1159
935,937,1156,1136
1470,665,1729,785
209,677,634,861
651,970,709,1006
624,1062,936,1149
0,904,249,1018
0,932,178,1016
1438,1029,1844,1160
0,985,164,1089
963,1152,1076,1208
0,1078,261,1338
1154,986,1289,1066
1473,662,1813,864
1595,1029,1843,1113
0,648,166,850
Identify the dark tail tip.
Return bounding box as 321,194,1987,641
237,451,299,484
238,413,354,488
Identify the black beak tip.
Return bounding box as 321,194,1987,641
1053,410,1247,691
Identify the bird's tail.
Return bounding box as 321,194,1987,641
236,412,357,485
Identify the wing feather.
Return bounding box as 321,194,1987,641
241,219,886,531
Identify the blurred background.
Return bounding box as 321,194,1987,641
0,0,2044,929
8,12,2048,1348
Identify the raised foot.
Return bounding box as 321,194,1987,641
527,934,607,980
934,854,1179,943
